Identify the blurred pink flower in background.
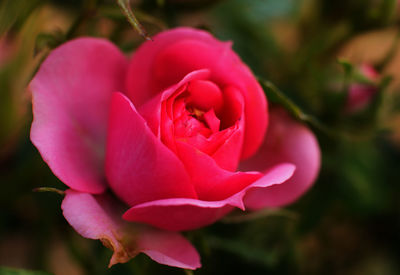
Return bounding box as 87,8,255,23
346,64,379,113
30,28,320,269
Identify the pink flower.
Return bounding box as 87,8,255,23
346,64,379,113
30,27,320,269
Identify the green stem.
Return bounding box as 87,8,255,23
259,78,333,135
116,0,151,40
33,187,65,196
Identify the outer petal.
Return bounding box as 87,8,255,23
123,163,295,231
61,190,200,269
239,108,321,209
126,27,267,159
176,141,261,201
30,38,128,194
105,92,197,207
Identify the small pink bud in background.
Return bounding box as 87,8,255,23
346,64,379,113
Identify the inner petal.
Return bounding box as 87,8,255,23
159,76,245,164
186,80,223,112
203,109,220,133
219,86,243,129
174,111,212,138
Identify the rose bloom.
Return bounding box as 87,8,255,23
30,27,320,269
346,64,379,113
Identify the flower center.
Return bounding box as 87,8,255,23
159,77,243,156
173,79,223,139
173,99,220,139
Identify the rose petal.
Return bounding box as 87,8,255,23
211,126,243,171
30,38,127,194
61,190,201,269
186,80,223,112
123,163,295,231
360,64,379,80
125,198,234,232
240,108,321,209
126,27,267,160
165,83,246,172
346,84,377,113
203,109,220,133
175,140,260,201
138,229,201,270
211,86,245,171
106,92,197,207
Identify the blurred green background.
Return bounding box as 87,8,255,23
1,0,400,274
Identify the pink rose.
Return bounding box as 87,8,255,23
346,64,379,113
30,27,320,269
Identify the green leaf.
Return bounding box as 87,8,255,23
0,0,41,36
0,267,53,275
379,0,398,24
205,236,279,267
337,58,354,77
337,58,354,95
116,0,151,40
361,75,391,121
34,31,65,56
222,208,298,224
338,59,376,85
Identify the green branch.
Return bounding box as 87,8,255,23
33,187,65,196
116,0,151,40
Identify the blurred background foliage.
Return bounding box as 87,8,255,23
1,0,400,274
